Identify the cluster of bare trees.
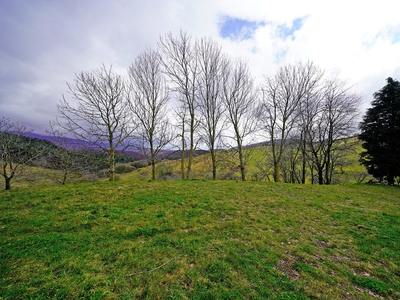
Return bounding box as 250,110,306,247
0,118,48,190
258,62,361,184
1,31,362,189
159,32,259,181
52,31,259,182
54,31,361,184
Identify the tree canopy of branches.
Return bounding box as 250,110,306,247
196,37,225,179
259,61,323,182
302,78,361,184
128,49,173,180
0,118,47,189
56,64,134,181
159,31,200,179
359,77,400,185
221,58,258,181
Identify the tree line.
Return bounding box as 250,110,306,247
55,31,362,183
4,31,397,190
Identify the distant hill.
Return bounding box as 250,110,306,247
26,133,209,162
26,133,98,150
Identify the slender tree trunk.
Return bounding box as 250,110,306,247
109,149,115,181
271,139,280,182
149,137,156,181
151,159,156,181
62,170,68,185
238,144,246,181
186,113,195,179
301,134,307,184
211,145,216,180
274,163,281,183
318,167,324,185
151,154,156,181
310,163,314,184
180,132,185,180
5,176,11,190
180,120,186,180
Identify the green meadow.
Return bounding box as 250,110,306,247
1,180,399,299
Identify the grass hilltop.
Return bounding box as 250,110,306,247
1,179,399,299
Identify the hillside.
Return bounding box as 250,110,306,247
128,137,370,184
1,180,399,299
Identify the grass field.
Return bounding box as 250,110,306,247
128,137,371,184
1,180,399,299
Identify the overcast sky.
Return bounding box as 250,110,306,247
1,0,399,133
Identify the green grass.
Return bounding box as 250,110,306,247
1,180,399,299
129,137,371,183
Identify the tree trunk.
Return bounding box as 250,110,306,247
61,170,68,185
238,147,246,181
318,167,324,185
186,113,195,180
301,138,307,184
181,139,185,180
310,164,315,184
150,138,156,181
210,144,216,180
151,161,156,181
180,128,185,180
5,176,11,190
109,149,115,181
274,163,281,183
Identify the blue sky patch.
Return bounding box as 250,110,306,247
220,17,265,40
277,17,305,40
392,30,400,44
275,50,287,64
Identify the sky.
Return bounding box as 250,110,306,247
1,0,399,134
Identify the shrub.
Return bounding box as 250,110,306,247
115,163,135,174
132,160,151,169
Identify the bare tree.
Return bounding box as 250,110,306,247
196,37,225,180
0,118,47,190
305,78,361,184
128,49,173,180
46,122,104,184
56,64,134,181
259,61,323,182
221,58,258,181
46,122,80,185
172,103,188,180
294,76,325,184
158,31,200,179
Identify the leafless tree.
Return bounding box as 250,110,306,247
221,58,258,181
56,64,134,181
172,103,188,180
46,122,104,184
128,49,173,180
195,37,225,180
259,61,323,182
304,78,361,184
158,31,200,179
293,75,325,183
46,122,80,185
0,117,47,190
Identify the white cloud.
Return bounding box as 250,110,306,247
0,0,399,132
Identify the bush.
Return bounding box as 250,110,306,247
115,163,135,174
132,160,151,169
157,163,177,180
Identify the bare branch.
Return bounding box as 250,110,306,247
56,64,134,181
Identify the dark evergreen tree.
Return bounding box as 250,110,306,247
359,77,400,185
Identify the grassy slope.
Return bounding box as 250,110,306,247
1,180,399,299
133,137,370,183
